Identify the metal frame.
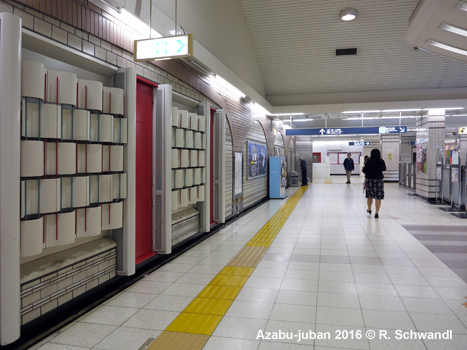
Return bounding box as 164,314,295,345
154,85,172,254
212,109,226,223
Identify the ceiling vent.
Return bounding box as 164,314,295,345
336,48,357,56
456,1,467,12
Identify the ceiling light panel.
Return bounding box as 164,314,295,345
439,22,467,38
426,39,467,56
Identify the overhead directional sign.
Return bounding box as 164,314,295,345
349,141,370,146
134,34,193,61
285,126,407,136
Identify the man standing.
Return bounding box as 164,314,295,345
299,157,307,186
343,153,354,184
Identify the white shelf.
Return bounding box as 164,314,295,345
20,217,44,258
21,140,44,177
78,79,103,111
22,60,46,100
47,69,78,106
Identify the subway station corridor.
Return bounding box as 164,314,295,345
29,181,467,350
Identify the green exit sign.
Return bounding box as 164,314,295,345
134,34,193,61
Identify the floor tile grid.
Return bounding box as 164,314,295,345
280,183,466,350
147,186,308,350
28,182,467,350
28,189,300,350
320,182,465,348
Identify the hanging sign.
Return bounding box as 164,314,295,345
286,126,407,136
349,141,370,146
134,34,193,61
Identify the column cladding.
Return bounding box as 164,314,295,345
415,113,445,200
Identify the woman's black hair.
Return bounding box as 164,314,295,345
370,148,381,160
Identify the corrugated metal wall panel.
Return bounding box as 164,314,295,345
225,118,233,218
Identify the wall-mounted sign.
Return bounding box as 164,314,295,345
458,127,467,134
452,167,459,183
286,126,407,136
247,141,267,179
234,152,243,196
134,34,193,61
349,141,370,146
436,166,442,181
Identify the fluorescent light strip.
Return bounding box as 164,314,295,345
456,1,467,11
427,39,467,56
345,117,380,120
439,22,467,38
344,107,464,114
343,110,381,114
117,9,162,38
382,109,421,112
269,113,305,116
206,75,246,99
381,116,418,119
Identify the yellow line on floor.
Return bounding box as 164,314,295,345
147,185,308,350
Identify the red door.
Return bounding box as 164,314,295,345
135,78,157,264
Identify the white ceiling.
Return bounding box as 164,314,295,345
149,0,467,116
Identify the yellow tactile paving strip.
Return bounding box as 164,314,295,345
147,186,308,350
229,246,268,267
146,332,209,350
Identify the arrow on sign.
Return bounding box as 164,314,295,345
399,127,405,132
176,40,186,52
319,129,325,135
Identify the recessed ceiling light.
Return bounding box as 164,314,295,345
439,22,467,38
340,8,358,21
427,39,467,56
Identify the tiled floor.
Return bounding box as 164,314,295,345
403,225,467,284
29,181,467,350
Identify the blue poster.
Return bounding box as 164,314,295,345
248,141,267,179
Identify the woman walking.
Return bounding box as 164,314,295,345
362,149,386,218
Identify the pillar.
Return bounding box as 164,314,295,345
458,134,467,166
0,13,21,345
415,110,445,200
381,134,400,182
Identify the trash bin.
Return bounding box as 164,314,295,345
290,171,299,187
